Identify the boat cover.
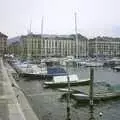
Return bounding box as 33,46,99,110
53,74,79,83
47,67,67,76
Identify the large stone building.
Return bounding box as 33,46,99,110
8,41,21,56
7,36,21,57
20,33,88,59
89,37,120,57
0,32,8,56
8,34,120,58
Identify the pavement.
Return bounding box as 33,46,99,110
0,57,39,120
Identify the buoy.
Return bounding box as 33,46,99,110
99,112,103,117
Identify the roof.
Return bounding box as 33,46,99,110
0,32,8,37
21,33,87,41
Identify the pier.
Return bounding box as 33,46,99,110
0,57,39,120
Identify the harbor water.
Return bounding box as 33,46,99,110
17,66,120,120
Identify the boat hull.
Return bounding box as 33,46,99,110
19,73,53,80
44,79,90,88
113,67,120,72
72,92,120,103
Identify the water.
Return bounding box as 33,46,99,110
17,67,120,120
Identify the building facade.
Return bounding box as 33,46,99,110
89,37,120,57
20,34,88,59
0,32,8,56
9,34,120,58
8,41,21,57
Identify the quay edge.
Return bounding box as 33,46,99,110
0,57,40,120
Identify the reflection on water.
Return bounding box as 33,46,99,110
17,67,120,120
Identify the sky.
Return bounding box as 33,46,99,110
1,0,120,38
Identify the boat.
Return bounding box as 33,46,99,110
18,63,67,80
72,92,120,102
85,62,103,67
112,66,120,72
43,74,90,88
71,80,120,103
72,93,89,100
103,58,120,67
59,56,75,66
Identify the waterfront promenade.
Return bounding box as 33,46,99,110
0,57,39,120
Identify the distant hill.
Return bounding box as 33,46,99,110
8,36,21,45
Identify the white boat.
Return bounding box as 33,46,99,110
72,93,89,100
58,88,73,92
59,56,75,66
13,61,67,80
44,74,90,88
85,62,103,67
113,65,120,72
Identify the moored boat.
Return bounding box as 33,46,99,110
112,66,120,72
18,63,67,80
43,74,90,88
72,92,120,102
85,62,103,67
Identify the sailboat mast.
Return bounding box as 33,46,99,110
96,37,98,58
75,12,78,59
27,20,32,60
41,16,44,36
41,16,44,58
30,19,32,34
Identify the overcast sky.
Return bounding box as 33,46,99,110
1,0,120,38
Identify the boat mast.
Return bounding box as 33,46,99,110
75,12,78,59
96,37,98,58
41,16,44,58
27,19,32,60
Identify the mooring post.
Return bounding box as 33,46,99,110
66,72,71,120
89,68,95,120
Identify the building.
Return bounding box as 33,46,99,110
0,32,8,56
89,37,120,57
10,34,120,58
8,41,21,56
7,36,22,57
20,33,88,59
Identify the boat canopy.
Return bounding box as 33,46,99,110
47,67,67,76
53,74,79,83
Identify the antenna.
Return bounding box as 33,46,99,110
74,12,78,59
